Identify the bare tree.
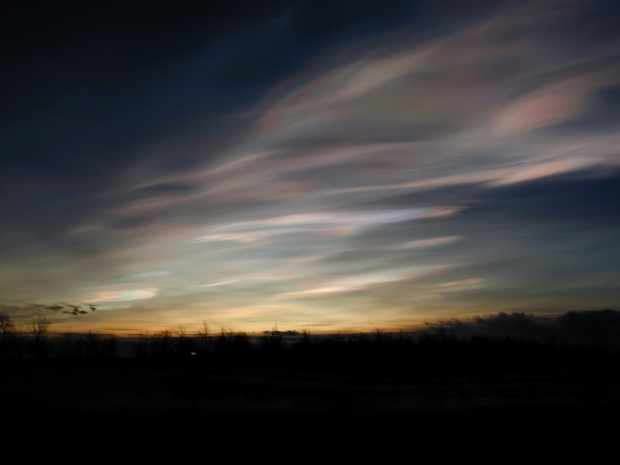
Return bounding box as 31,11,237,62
174,325,195,356
28,314,51,358
0,312,16,358
152,329,173,358
0,312,15,336
196,321,210,355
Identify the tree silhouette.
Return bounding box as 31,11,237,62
28,314,50,358
0,312,17,359
196,321,210,356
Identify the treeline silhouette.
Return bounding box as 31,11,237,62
3,317,620,465
2,319,619,383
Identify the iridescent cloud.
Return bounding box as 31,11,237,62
87,288,159,304
2,0,618,335
193,207,460,243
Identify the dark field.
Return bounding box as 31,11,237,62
3,366,620,464
2,333,620,464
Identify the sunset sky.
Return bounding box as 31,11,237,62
1,0,619,336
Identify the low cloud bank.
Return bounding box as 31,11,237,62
426,309,620,347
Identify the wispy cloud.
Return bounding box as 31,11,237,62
192,207,459,243
87,288,158,303
400,236,461,249
2,0,618,334
280,265,454,299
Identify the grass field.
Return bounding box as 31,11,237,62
3,360,619,464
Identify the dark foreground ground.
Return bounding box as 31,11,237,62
3,362,619,465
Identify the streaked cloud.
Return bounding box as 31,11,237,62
87,288,159,303
400,236,461,249
193,207,460,243
1,0,618,334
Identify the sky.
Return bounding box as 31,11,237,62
1,0,619,337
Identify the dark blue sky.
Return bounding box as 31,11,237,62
1,0,619,335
